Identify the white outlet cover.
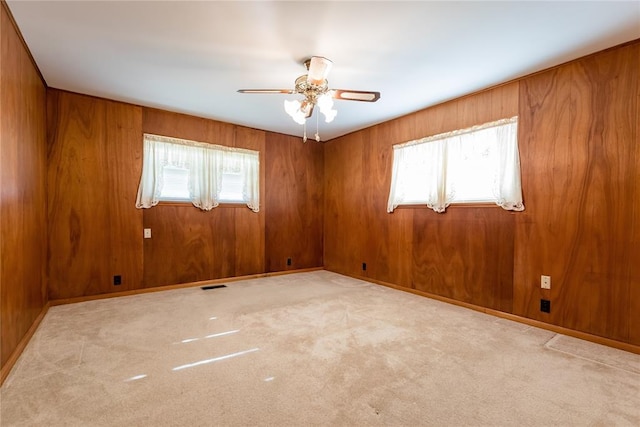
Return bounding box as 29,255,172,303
144,228,152,239
541,275,551,289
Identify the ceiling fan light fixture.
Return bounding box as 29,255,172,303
300,100,313,116
306,56,333,85
239,56,380,141
322,109,337,123
284,99,307,125
317,93,337,123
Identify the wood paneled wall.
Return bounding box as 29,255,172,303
0,2,47,367
141,108,267,287
47,90,143,298
325,83,519,313
324,40,640,346
46,93,323,297
265,133,324,271
514,42,640,344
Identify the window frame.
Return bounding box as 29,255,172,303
156,166,249,205
387,116,523,213
135,133,260,212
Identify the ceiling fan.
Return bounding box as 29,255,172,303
238,56,380,142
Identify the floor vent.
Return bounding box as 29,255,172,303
201,284,227,291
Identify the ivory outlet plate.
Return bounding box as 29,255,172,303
144,228,152,239
541,275,551,289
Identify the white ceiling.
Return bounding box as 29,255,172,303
7,1,640,141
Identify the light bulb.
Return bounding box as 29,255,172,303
284,99,306,125
322,109,337,123
292,112,306,125
284,99,300,116
318,93,337,123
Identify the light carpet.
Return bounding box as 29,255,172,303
1,271,639,426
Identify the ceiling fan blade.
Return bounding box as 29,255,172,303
306,56,333,85
237,89,295,94
332,89,380,102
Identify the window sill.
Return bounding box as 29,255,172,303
157,201,249,209
395,202,497,210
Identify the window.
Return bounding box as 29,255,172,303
159,165,190,201
387,117,524,213
136,134,259,212
158,162,249,204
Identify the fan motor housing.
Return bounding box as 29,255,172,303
294,75,329,101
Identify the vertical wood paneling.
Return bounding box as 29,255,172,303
142,107,235,146
513,69,561,320
412,209,514,312
48,90,143,298
265,133,323,271
323,132,365,276
558,49,636,340
414,99,458,138
105,101,143,292
234,127,265,276
0,3,47,366
457,89,493,129
631,48,640,344
515,43,639,343
364,121,414,288
492,82,520,119
48,91,109,298
142,206,236,287
322,138,344,273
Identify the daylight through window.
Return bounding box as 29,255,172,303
387,117,524,213
136,134,260,212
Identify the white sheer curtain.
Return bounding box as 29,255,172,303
189,146,224,211
387,117,524,213
219,149,260,212
136,134,259,212
136,137,193,208
388,139,450,212
493,120,524,211
238,152,260,212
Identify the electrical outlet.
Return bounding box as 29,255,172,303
362,262,367,271
541,275,551,289
287,258,292,266
144,228,152,239
113,275,122,286
540,299,550,313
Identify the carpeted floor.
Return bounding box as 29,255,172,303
1,271,639,426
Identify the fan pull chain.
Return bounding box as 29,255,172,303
302,121,307,143
315,112,320,142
